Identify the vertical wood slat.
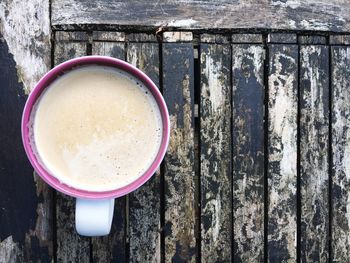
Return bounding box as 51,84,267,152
267,39,298,262
331,46,350,262
54,31,91,263
299,44,329,263
199,35,232,261
91,31,127,263
232,41,265,262
126,33,161,263
162,32,197,262
0,36,53,263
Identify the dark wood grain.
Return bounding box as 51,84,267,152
0,34,53,263
54,31,91,263
91,32,127,263
200,37,232,261
51,0,350,32
299,45,329,263
331,46,350,262
267,43,298,262
162,33,196,262
126,33,161,263
232,43,265,262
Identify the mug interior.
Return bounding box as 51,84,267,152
21,56,170,199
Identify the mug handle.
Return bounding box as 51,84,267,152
75,198,115,236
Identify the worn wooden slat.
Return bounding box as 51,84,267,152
163,32,193,42
52,0,350,32
268,33,297,44
331,46,350,262
329,35,350,45
0,36,53,263
232,43,265,262
267,44,298,262
232,34,263,43
298,36,327,45
92,31,125,42
54,31,90,263
54,32,90,263
163,34,196,262
90,34,127,263
200,39,232,261
300,45,329,263
126,34,161,263
0,1,52,262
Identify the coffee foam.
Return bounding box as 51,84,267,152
29,65,163,192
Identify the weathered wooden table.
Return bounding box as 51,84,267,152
1,1,350,262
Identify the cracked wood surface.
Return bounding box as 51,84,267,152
126,33,161,263
232,43,265,262
163,33,196,262
51,0,350,32
200,38,232,262
91,32,127,263
267,44,298,262
54,31,91,263
300,45,330,263
331,46,350,262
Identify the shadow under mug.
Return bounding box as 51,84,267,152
21,56,170,236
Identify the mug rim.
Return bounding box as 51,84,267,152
21,55,170,199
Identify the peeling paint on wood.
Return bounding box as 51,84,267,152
0,31,53,262
232,44,265,262
331,46,350,262
300,45,329,263
268,44,298,262
163,39,196,262
200,39,231,261
54,32,91,263
91,35,127,262
126,34,161,263
0,0,50,94
51,0,350,32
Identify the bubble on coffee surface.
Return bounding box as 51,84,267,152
31,65,163,192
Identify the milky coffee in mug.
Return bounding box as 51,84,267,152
30,65,163,192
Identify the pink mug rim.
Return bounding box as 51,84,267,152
21,55,170,199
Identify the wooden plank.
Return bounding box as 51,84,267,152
267,44,298,262
126,34,161,263
331,46,350,262
163,34,196,262
51,0,350,32
298,35,327,45
54,31,91,263
232,34,263,43
232,44,265,262
0,36,53,263
268,33,297,44
163,32,193,42
0,1,52,262
90,34,127,263
92,31,125,42
299,45,329,263
329,35,350,45
200,39,232,261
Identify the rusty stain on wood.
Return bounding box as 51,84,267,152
200,37,232,261
300,45,329,263
232,43,265,262
331,46,350,262
163,33,196,262
126,34,161,263
0,0,51,94
268,44,298,262
91,34,127,262
54,31,91,263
